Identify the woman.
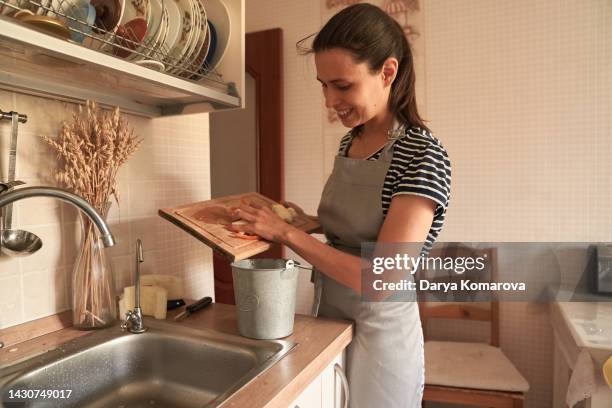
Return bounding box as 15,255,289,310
230,4,451,407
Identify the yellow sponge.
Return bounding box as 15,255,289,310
140,274,184,300
119,285,168,320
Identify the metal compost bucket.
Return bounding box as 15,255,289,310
231,258,300,339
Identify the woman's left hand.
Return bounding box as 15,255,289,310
228,202,294,243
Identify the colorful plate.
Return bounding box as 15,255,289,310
90,0,124,32
20,14,71,39
113,17,147,58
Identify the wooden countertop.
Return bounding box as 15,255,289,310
0,303,353,408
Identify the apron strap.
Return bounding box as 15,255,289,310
379,125,408,161
340,125,408,159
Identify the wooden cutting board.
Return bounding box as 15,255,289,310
159,192,320,262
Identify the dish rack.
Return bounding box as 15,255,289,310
0,0,244,116
0,0,222,83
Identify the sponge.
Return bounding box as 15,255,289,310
119,285,168,320
140,274,184,300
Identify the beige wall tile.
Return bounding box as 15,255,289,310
111,254,133,294
129,216,162,252
22,267,67,321
0,274,23,328
13,94,75,137
19,224,63,273
126,114,153,148
139,249,160,276
127,181,157,218
0,254,21,277
14,196,61,227
15,131,56,183
104,221,131,259
127,146,155,181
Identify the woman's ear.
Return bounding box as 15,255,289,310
382,57,399,86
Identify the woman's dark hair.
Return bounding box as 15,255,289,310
296,3,430,134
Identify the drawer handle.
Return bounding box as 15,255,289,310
334,363,349,408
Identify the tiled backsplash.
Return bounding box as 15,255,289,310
0,92,214,329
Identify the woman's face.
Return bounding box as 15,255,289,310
315,48,396,128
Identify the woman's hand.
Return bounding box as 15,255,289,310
228,202,296,244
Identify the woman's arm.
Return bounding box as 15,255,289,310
232,195,436,294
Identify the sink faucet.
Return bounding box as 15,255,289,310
0,186,115,246
0,186,114,348
121,239,147,333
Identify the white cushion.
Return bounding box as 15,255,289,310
425,341,530,392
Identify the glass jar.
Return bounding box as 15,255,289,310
71,204,116,329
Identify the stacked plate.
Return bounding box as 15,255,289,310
121,0,230,79
4,0,231,80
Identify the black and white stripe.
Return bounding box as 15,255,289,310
338,126,452,253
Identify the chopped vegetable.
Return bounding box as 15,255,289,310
232,232,260,240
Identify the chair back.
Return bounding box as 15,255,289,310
418,244,500,346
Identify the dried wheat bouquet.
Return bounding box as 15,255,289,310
41,100,142,212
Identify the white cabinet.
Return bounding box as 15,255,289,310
551,302,612,408
0,0,244,117
290,374,323,408
289,350,348,408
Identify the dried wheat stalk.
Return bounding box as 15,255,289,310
41,101,142,327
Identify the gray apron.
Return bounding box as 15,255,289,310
313,128,425,408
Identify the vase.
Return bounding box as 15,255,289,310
72,204,116,329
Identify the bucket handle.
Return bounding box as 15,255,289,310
285,260,313,271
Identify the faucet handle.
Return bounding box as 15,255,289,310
120,310,135,331
121,307,147,333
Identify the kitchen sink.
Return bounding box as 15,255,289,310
0,319,295,408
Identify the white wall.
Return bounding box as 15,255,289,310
210,73,258,198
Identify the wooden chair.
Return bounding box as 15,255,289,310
419,244,529,408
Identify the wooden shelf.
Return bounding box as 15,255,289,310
0,0,244,117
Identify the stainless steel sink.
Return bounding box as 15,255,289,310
0,319,295,407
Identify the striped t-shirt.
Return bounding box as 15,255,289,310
338,126,452,253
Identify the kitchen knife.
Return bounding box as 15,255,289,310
174,296,213,321
167,299,186,310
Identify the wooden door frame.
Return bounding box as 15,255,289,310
213,28,284,304
247,28,284,202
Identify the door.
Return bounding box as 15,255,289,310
210,28,284,304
